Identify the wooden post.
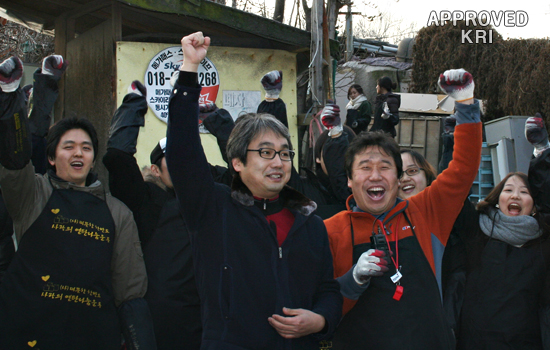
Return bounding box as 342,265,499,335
345,3,353,61
54,14,74,122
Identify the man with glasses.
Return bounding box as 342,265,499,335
165,31,342,349
325,69,482,349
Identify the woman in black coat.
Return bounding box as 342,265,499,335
370,76,401,137
458,165,550,349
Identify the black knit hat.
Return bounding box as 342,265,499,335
150,137,167,165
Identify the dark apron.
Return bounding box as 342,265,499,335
0,187,119,350
332,213,455,350
458,239,547,350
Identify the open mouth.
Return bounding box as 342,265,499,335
367,186,386,200
71,161,84,170
401,185,415,193
267,173,283,180
507,202,522,215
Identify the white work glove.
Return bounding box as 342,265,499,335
525,113,550,157
353,249,389,285
170,70,180,87
381,102,391,119
42,54,68,77
0,56,23,92
438,68,475,102
320,104,342,137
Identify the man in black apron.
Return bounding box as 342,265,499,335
0,56,155,350
325,69,482,349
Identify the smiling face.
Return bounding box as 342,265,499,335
232,131,292,199
348,146,400,215
498,175,534,217
349,87,360,100
48,128,95,187
399,152,428,199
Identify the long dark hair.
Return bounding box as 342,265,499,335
377,77,397,93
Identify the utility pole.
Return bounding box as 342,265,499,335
339,2,361,61
309,0,325,109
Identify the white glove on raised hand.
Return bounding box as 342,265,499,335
320,104,342,137
438,68,475,102
42,54,67,77
353,249,389,285
381,102,391,119
525,113,550,157
170,70,179,87
0,56,23,93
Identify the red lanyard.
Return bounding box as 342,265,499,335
377,216,404,301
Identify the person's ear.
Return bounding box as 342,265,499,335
315,157,321,164
347,177,353,189
150,164,161,177
232,158,243,173
48,157,55,167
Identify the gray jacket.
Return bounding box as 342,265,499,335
0,162,147,306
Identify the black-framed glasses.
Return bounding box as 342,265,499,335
402,167,424,177
247,148,295,161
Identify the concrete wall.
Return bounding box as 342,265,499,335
116,42,298,170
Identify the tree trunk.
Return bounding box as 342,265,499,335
301,0,311,32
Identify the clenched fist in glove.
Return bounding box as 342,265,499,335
0,56,23,92
438,68,474,103
525,113,549,157
353,249,389,285
42,55,68,78
260,70,283,99
320,104,342,137
128,80,147,97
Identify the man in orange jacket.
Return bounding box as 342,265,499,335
325,69,482,349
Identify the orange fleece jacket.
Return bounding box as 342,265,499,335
325,122,482,315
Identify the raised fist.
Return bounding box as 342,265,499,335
42,55,68,78
0,56,23,92
525,113,549,157
353,249,389,284
128,80,147,98
321,104,342,137
261,70,282,90
438,68,475,102
320,104,341,129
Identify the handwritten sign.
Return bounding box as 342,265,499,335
222,90,262,121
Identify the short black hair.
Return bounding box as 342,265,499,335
345,131,402,179
46,117,99,169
